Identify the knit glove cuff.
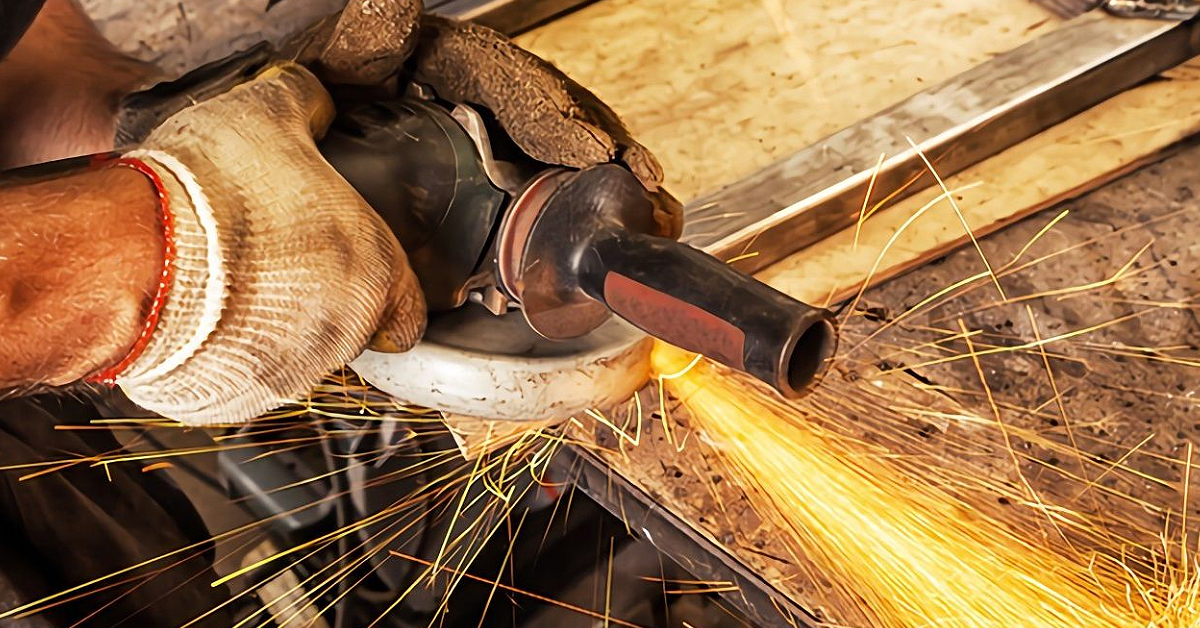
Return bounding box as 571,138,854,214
114,63,424,425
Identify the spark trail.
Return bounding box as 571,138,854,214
653,341,1200,627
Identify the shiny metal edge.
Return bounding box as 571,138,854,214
683,11,1199,273
430,0,596,35
557,444,820,628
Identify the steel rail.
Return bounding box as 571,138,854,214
431,0,597,35
684,10,1200,272
555,445,821,628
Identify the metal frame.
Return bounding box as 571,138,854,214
431,0,597,35
557,445,819,628
684,10,1200,272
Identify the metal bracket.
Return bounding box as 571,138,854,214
1104,0,1200,19
450,104,530,194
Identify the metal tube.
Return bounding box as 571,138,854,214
683,11,1200,272
430,0,597,35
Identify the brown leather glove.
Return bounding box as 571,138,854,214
294,0,683,238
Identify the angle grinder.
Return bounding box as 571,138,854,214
113,46,838,422
319,88,838,420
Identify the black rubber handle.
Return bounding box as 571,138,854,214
577,230,838,398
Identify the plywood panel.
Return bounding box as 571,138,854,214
518,0,1059,200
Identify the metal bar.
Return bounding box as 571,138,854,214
1030,0,1101,18
556,444,819,628
684,11,1200,273
430,0,597,35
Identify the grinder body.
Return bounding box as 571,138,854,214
321,91,837,399
57,43,833,419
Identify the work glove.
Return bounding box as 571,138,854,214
109,0,681,425
112,62,423,425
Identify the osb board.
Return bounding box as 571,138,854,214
572,63,1200,625
517,0,1059,200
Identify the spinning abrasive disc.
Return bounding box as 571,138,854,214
352,305,652,422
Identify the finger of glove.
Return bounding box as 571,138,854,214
648,188,685,241
368,237,427,353
143,61,336,154
412,16,672,193
318,0,423,85
250,62,337,139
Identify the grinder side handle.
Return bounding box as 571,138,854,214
577,230,838,398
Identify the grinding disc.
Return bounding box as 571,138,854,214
352,305,652,422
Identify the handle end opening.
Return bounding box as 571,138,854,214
780,317,838,398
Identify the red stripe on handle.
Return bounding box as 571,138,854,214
602,271,746,369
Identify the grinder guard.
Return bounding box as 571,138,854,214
108,47,837,417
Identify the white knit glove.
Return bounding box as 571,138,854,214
114,62,424,425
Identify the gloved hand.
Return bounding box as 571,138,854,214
112,62,423,425
107,0,681,425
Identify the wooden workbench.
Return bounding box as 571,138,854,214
517,0,1059,200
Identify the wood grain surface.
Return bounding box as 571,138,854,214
518,0,1059,200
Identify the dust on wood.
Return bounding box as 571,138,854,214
517,0,1059,200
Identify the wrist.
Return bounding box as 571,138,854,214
0,163,164,387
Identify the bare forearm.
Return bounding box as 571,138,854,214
0,164,162,388
0,0,154,169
